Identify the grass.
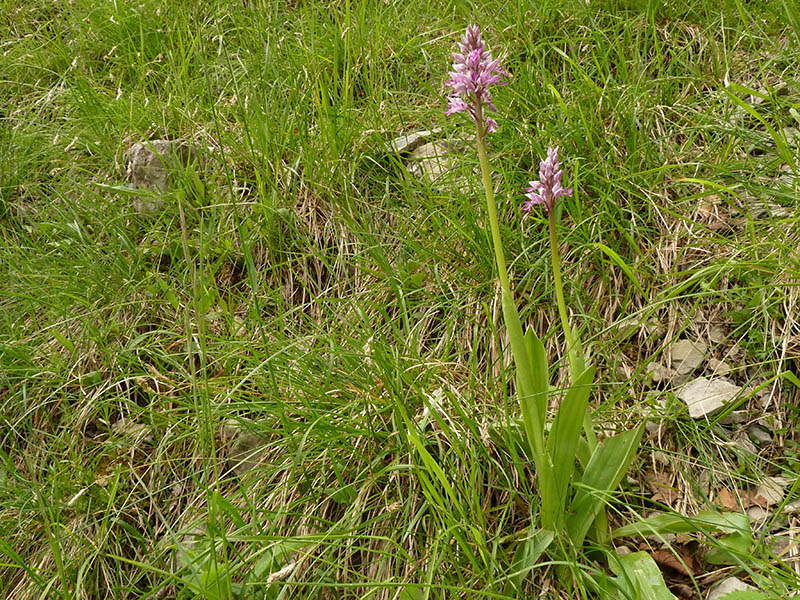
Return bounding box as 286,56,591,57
1,0,799,597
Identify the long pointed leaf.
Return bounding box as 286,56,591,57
566,425,643,546
547,366,595,524
508,529,554,590
613,510,749,539
524,328,549,430
501,292,539,451
501,291,559,531
609,552,678,600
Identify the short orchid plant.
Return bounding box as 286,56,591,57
444,24,647,590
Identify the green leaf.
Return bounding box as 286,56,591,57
524,328,549,431
724,87,796,171
502,292,543,459
52,330,75,354
613,510,749,539
508,529,554,589
566,425,643,546
396,585,425,600
594,243,645,296
608,552,678,600
547,366,595,522
704,529,753,565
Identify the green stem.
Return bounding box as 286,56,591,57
547,209,573,357
475,113,511,299
548,205,597,453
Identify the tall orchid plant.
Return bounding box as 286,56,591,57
444,24,644,569
439,27,758,597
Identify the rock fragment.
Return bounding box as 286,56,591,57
754,476,790,507
706,577,756,600
387,128,441,155
669,339,707,375
748,423,773,445
124,139,199,213
709,324,727,344
707,358,734,376
406,140,470,191
646,362,672,384
678,377,742,418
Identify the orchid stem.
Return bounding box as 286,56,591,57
547,209,574,362
475,115,511,299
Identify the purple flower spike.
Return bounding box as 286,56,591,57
445,25,508,135
523,147,573,214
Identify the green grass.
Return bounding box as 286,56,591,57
1,0,799,598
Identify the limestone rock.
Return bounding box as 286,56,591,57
646,362,672,384
733,432,757,454
387,128,441,155
124,139,198,213
669,339,707,375
754,476,790,507
748,423,773,445
707,358,734,376
678,377,742,418
407,140,468,191
709,324,727,344
706,577,756,600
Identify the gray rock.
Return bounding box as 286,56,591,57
407,140,468,190
678,377,742,418
754,476,789,507
746,505,769,523
670,339,707,375
748,423,773,445
770,535,792,556
785,499,800,514
124,139,199,213
719,410,750,425
707,358,734,376
222,420,266,477
387,128,442,155
706,577,756,600
709,324,727,344
646,362,672,384
733,432,758,454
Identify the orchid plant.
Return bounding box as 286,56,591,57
444,24,647,591
441,26,757,598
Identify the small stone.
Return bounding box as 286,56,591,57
612,316,663,340
707,358,734,376
709,324,727,344
407,141,466,190
733,432,758,454
124,139,199,213
725,345,744,362
770,535,791,556
645,420,663,435
719,410,750,425
746,505,769,523
223,420,266,477
706,577,756,600
387,128,441,154
784,499,800,514
754,476,790,507
678,377,742,418
646,362,671,384
669,339,707,375
748,423,773,445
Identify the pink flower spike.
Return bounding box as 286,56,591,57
444,25,507,135
523,147,573,214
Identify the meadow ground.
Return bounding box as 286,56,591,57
1,0,800,598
